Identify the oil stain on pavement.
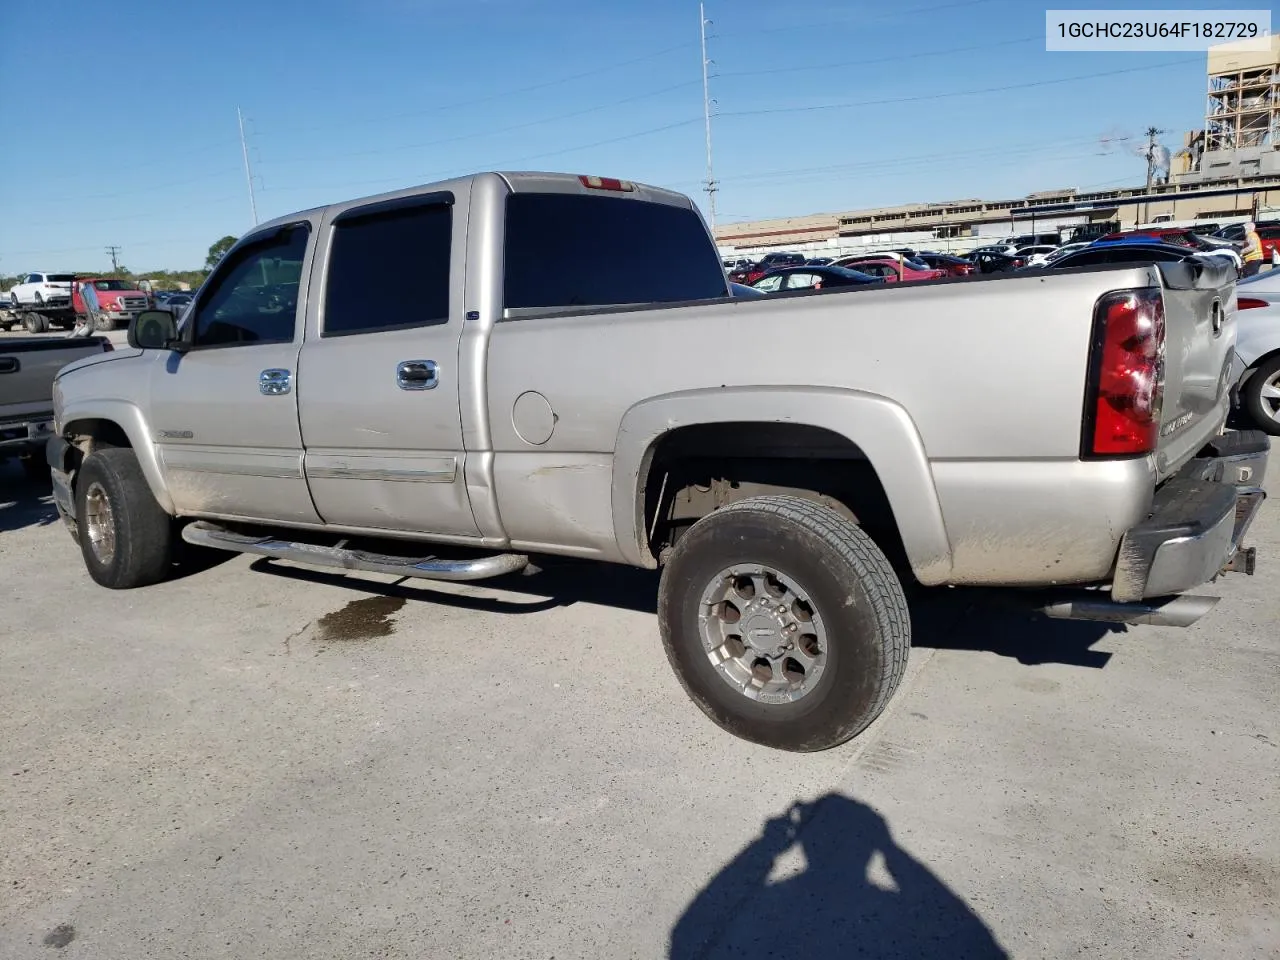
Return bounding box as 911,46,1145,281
314,596,406,642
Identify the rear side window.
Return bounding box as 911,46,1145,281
503,193,726,311
324,202,451,336
47,274,75,282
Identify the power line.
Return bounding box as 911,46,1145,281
238,106,259,226
716,35,1039,80
699,1,718,230
105,246,122,271
718,58,1200,119
717,0,1014,39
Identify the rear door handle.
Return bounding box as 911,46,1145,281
259,368,292,396
397,360,438,391
0,357,18,374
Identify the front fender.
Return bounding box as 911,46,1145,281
59,398,174,515
611,386,954,584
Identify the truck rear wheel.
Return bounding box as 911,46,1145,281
23,311,48,333
657,495,910,752
75,448,173,589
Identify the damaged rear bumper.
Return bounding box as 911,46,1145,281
1111,430,1268,604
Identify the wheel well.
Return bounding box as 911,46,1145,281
64,417,131,454
1244,348,1280,375
640,422,908,573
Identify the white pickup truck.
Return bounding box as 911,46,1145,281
46,172,1268,751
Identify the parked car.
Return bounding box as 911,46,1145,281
757,252,806,269
1014,245,1060,267
46,170,1266,753
722,258,753,273
972,250,1027,273
71,278,152,332
748,265,884,292
1042,241,1202,270
833,254,945,282
1001,233,1061,248
1,336,114,479
1084,236,1243,274
1233,269,1280,435
8,272,75,307
969,243,1019,258
154,291,194,318
804,257,835,266
912,253,975,277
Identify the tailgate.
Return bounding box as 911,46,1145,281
1154,258,1237,481
0,340,105,415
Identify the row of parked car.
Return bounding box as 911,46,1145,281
723,226,1280,438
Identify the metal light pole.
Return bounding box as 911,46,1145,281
699,2,718,232
238,106,259,226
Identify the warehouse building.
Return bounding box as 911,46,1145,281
717,36,1280,258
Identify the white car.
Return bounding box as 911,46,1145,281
1234,269,1280,436
8,271,75,307
1015,245,1061,267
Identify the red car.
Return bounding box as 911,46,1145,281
833,256,945,283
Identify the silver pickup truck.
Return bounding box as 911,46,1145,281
1,335,113,478
47,172,1268,751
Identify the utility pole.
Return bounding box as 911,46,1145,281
699,1,718,233
1143,126,1164,225
105,245,121,272
237,106,259,226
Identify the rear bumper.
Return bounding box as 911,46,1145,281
1112,430,1268,602
0,416,55,453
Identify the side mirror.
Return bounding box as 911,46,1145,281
128,310,179,350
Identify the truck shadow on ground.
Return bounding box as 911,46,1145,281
250,558,1120,669
669,792,1009,960
0,464,59,533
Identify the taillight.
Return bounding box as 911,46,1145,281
578,175,635,192
1237,297,1267,310
1083,288,1165,458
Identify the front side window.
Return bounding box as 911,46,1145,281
504,192,727,311
323,202,451,337
191,225,309,348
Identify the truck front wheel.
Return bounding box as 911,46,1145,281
658,495,910,752
75,448,173,589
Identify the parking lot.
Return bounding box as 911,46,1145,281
2,411,1277,958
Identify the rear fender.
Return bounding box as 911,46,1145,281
611,386,954,583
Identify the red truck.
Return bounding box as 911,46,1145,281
72,278,151,331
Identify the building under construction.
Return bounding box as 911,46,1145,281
716,36,1280,257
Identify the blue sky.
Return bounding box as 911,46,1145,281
0,0,1245,272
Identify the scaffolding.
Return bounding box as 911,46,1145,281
1205,37,1280,152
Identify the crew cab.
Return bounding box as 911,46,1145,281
72,278,152,331
46,171,1268,752
8,272,75,307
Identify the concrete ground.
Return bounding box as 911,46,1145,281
1,456,1277,959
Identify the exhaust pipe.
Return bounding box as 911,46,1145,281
1039,593,1219,628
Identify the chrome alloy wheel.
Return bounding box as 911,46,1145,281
697,565,828,704
83,481,117,566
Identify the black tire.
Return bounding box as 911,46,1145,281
75,448,173,589
23,311,48,334
1242,355,1280,437
658,495,910,752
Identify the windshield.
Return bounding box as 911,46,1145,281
91,279,135,290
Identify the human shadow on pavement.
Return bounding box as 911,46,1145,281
670,793,1009,960
0,461,59,533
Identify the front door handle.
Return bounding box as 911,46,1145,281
260,368,292,396
397,360,439,391
0,357,18,374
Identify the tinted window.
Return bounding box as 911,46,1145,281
324,202,451,337
504,193,726,310
192,225,309,347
